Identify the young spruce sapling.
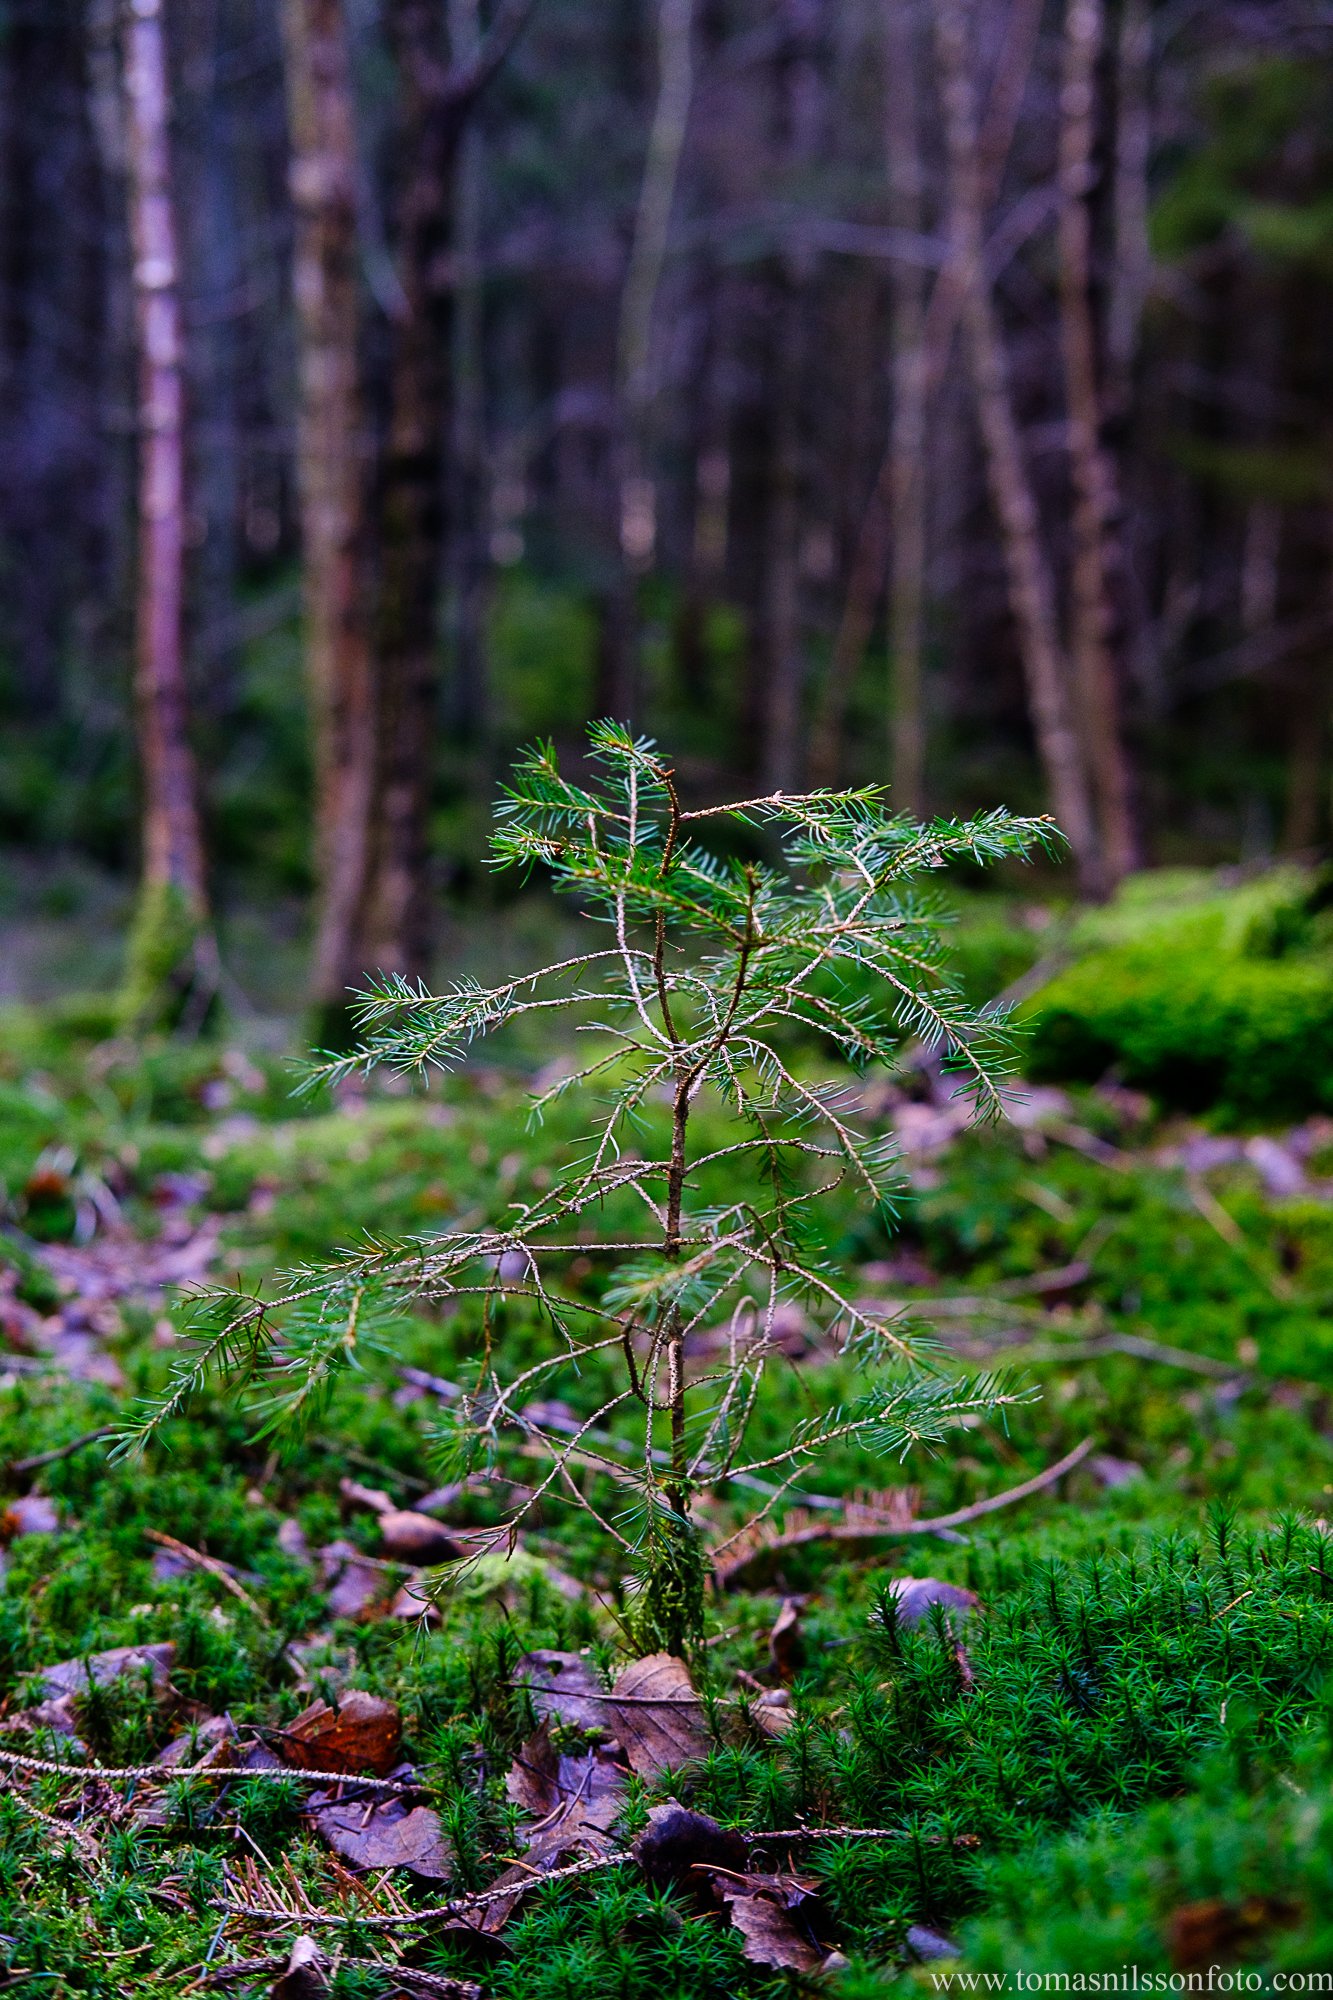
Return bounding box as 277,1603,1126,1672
118,725,1058,1649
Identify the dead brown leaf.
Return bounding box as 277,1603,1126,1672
1089,1453,1144,1490
338,1476,392,1515
377,1509,464,1564
280,1690,402,1776
156,1712,237,1769
632,1801,746,1895
309,1788,453,1879
506,1718,627,1860
514,1649,607,1730
390,1576,441,1622
606,1652,709,1778
885,1576,980,1628
318,1539,390,1620
750,1688,795,1738
276,1517,312,1565
0,1494,59,1540
40,1641,176,1700
269,1933,329,1999
710,1869,841,1974
904,1924,960,1961
1168,1896,1301,1971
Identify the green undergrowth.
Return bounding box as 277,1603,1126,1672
2,996,1333,1991
1024,865,1333,1122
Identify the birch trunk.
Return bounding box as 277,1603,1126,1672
280,0,377,1028
1057,0,1137,881
935,0,1099,886
121,0,215,1028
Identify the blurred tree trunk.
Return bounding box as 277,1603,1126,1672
362,0,463,979
758,0,819,793
365,0,534,971
935,0,1100,888
882,0,927,815
280,0,377,1033
1057,0,1137,881
120,0,215,1030
809,0,1043,796
444,0,490,746
602,0,695,722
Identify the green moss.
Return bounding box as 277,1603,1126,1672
118,880,218,1038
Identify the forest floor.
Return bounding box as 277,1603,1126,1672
1,950,1333,1996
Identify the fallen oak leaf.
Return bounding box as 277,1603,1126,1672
279,1691,402,1777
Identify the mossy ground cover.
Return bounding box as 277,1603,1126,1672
2,958,1333,1994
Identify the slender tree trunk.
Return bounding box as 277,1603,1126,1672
121,0,215,1028
809,0,1044,793
758,0,819,793
1105,0,1150,419
1057,0,1137,882
605,0,695,721
362,0,463,978
883,0,927,812
445,0,490,746
280,0,377,1029
759,300,804,791
935,0,1099,886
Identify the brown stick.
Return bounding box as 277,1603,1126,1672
144,1530,269,1622
717,1437,1096,1585
8,1425,116,1478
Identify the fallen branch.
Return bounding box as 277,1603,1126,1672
717,1437,1095,1586
210,1821,921,1930
0,1745,415,1792
8,1424,117,1477
145,1531,268,1621
214,1850,629,1928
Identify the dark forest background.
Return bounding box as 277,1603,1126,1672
3,0,1332,1019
